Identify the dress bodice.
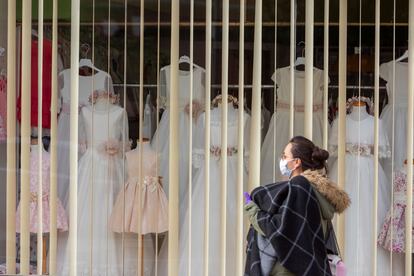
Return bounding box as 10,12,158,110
30,146,51,194
380,61,409,107
59,69,114,109
329,115,390,158
271,66,325,108
125,144,158,178
80,105,128,153
194,106,250,160
160,66,205,109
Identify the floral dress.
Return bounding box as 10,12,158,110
378,170,414,253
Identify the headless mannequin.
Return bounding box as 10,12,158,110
349,103,369,121
217,101,237,112
93,95,114,112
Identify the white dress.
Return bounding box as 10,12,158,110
57,103,128,276
380,61,410,171
151,65,205,224
57,69,114,207
178,105,250,276
142,94,157,140
261,66,326,184
328,114,392,276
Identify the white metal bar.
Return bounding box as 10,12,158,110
249,0,262,194
37,0,44,273
337,0,347,252
69,0,81,274
6,0,17,273
373,0,380,274
203,0,212,274
187,0,194,274
289,0,295,138
20,0,32,273
220,1,229,275
168,0,180,275
323,0,329,150
406,0,414,274
236,0,245,274
304,0,314,140
49,0,58,273
137,0,144,274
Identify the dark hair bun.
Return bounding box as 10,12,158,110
311,147,329,169
289,136,330,171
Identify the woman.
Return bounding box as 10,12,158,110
245,136,350,276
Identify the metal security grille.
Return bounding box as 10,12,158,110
1,0,413,275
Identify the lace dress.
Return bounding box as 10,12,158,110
16,145,68,233
56,69,114,208
378,169,414,253
176,104,250,276
57,104,128,276
329,114,392,276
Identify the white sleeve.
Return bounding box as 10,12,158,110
105,74,115,94
328,118,339,156
243,113,251,171
192,112,206,169
379,62,390,82
378,119,391,159
159,67,168,109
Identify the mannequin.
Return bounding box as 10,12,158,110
329,98,391,275
57,90,128,275
56,66,114,209
349,101,369,121
109,137,167,276
173,95,250,276
110,137,168,234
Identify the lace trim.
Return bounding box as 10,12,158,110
329,143,391,158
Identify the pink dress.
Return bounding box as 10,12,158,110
16,146,69,233
378,170,413,253
109,143,168,234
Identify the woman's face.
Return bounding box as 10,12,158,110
282,143,301,171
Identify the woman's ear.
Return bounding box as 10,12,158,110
294,158,302,170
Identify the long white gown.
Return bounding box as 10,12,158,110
57,102,128,275
151,65,205,225
328,111,392,276
57,69,114,207
380,61,410,172
178,104,250,276
261,66,327,184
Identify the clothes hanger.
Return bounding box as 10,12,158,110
79,43,101,74
294,41,306,69
396,50,408,62
178,55,203,71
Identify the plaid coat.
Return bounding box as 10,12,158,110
245,175,332,276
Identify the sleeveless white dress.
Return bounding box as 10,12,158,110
261,66,326,184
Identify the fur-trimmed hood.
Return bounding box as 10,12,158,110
301,169,350,213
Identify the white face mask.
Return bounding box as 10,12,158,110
279,158,296,178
